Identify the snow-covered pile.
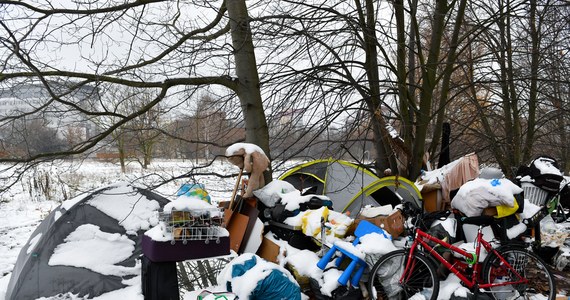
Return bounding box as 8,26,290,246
145,191,229,242
1,157,569,300
417,158,461,186
531,157,563,176
0,160,242,300
451,178,523,217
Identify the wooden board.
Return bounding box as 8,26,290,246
224,208,250,253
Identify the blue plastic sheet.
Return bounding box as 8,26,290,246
228,255,301,300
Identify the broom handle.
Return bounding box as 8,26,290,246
229,168,244,210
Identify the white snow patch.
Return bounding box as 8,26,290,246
333,240,365,260
163,195,219,212
519,199,541,219
54,210,62,221
418,158,462,186
320,268,343,296
61,192,91,211
253,180,298,207
87,183,160,235
90,276,143,300
532,157,562,176
357,232,397,255
48,224,138,276
285,250,322,279
437,274,470,300
26,233,42,255
225,143,266,156
280,190,314,211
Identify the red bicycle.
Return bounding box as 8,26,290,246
368,213,556,299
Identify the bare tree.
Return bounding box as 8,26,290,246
447,0,570,176
1,0,569,189
0,0,271,189
127,92,163,169
255,0,569,179
251,0,473,179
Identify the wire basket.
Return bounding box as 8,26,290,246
169,227,226,244
159,208,225,244
521,182,549,206
160,208,224,227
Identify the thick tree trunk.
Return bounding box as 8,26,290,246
394,0,414,155
356,0,398,174
226,0,272,182
408,0,448,179
522,0,539,163
429,0,467,160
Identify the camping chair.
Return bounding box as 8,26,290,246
316,220,389,287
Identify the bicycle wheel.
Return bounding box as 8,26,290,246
482,246,556,300
368,249,439,300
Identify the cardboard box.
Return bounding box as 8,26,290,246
351,210,405,238
256,236,281,263
422,190,439,212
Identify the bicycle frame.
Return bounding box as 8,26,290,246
401,226,528,290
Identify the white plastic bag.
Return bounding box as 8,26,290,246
540,215,557,234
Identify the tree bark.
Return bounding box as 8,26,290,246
429,0,468,160
394,0,414,155
522,0,539,163
226,0,272,182
355,0,398,174
408,0,449,179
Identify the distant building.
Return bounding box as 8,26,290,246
0,82,99,141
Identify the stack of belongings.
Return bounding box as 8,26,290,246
416,153,480,212
516,156,567,263
348,204,405,239
142,184,230,261
141,184,230,300
253,180,351,251
451,167,529,243
516,156,564,209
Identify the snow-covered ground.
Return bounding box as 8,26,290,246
0,159,568,300
0,158,310,299
0,159,243,300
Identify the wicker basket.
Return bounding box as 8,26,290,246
521,182,548,206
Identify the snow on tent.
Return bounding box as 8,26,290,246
4,182,169,300
279,159,422,214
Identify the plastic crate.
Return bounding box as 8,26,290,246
521,182,548,206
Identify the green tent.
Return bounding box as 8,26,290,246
279,159,422,214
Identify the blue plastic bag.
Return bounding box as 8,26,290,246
228,255,301,300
